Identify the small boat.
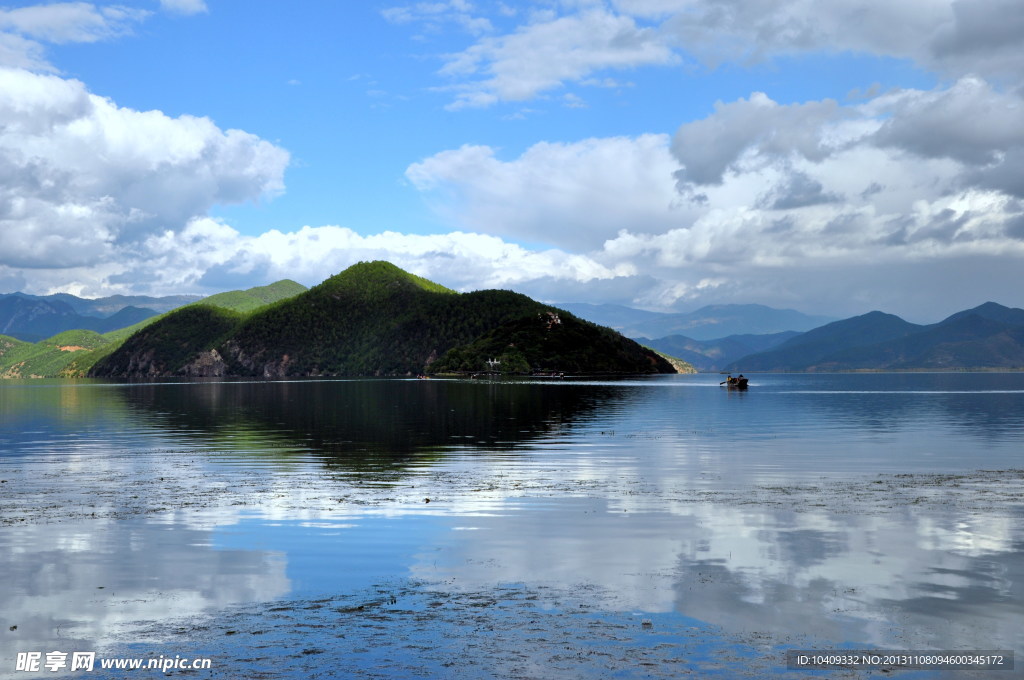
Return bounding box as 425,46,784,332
721,376,749,389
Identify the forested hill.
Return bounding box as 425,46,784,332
90,261,681,378
430,311,676,375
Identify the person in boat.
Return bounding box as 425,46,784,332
726,375,737,385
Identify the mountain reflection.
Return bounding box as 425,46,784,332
114,378,618,462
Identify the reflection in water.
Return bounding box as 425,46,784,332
0,519,289,668
117,378,620,464
1,374,1023,677
405,498,1023,654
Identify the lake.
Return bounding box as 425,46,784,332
1,373,1022,678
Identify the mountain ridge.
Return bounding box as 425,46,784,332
637,331,801,372
556,302,836,340
727,302,1024,371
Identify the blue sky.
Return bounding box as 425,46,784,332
1,0,1022,321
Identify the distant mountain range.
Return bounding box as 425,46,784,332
726,302,1024,371
91,262,678,379
40,292,202,317
0,291,201,342
636,331,801,373
556,302,836,340
4,275,1022,377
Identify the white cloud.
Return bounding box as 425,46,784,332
661,0,949,65
382,1,493,35
18,219,627,298
0,2,148,44
0,31,50,71
869,77,1024,167
2,1,1020,324
406,134,686,249
418,1,1024,110
439,8,677,109
672,93,843,186
653,0,1024,88
159,0,208,16
400,77,1024,318
0,2,150,71
0,67,289,271
562,92,587,108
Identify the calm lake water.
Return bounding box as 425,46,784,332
1,374,1022,678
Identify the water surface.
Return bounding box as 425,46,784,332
1,374,1022,677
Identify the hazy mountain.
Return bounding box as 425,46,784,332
91,262,679,378
939,301,1024,328
556,302,835,340
727,303,1024,371
0,286,295,343
45,292,202,317
0,294,161,342
553,303,668,333
637,331,801,372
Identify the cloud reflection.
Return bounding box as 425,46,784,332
0,519,289,668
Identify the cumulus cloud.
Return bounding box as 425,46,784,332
401,74,1024,319
672,93,842,186
756,171,843,210
870,77,1024,166
671,82,1023,204
3,1,1020,324
406,134,686,249
0,67,289,271
929,0,1024,85
14,218,628,298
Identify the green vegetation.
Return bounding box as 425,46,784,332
315,262,455,297
91,305,243,377
0,280,307,378
219,262,547,376
0,334,28,359
0,330,110,378
196,280,307,314
431,311,677,374
92,261,677,378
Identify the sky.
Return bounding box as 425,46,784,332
0,0,1022,322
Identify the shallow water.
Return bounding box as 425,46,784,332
1,374,1022,678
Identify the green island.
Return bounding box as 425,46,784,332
74,261,686,378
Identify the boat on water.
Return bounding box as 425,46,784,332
721,375,749,389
